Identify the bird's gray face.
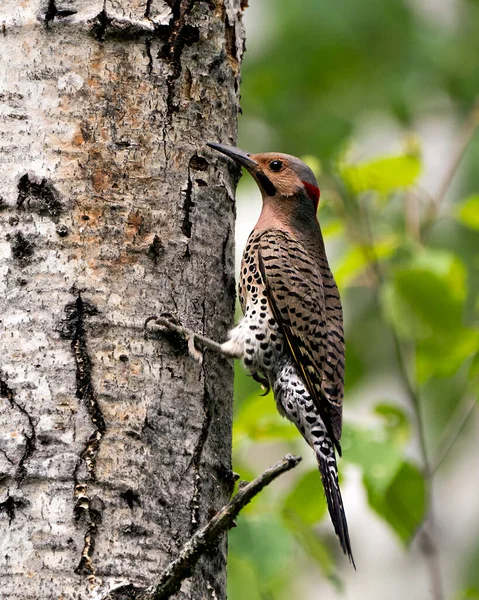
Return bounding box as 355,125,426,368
207,143,320,210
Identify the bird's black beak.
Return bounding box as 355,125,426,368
207,142,259,172
207,142,277,197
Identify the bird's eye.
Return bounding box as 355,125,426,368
269,160,283,172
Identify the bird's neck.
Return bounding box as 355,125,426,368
254,193,321,241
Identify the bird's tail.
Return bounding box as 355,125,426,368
316,450,356,568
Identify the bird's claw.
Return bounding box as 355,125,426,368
186,334,204,364
144,312,180,332
144,315,160,330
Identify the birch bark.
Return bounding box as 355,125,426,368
0,1,244,598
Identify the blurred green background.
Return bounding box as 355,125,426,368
228,1,479,598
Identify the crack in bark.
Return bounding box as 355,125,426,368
59,291,105,576
144,0,153,19
224,14,238,68
159,0,199,151
186,296,213,534
145,38,154,77
181,169,194,240
0,447,15,465
220,224,235,303
187,385,212,534
0,376,36,482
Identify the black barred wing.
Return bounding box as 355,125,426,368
257,229,344,448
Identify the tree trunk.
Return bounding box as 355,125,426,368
0,2,244,598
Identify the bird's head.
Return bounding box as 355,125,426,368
207,143,320,214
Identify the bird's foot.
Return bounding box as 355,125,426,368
251,372,271,395
145,313,234,362
145,313,205,363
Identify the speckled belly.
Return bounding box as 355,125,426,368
226,288,285,381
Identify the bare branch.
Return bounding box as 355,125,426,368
422,101,479,241
431,395,477,474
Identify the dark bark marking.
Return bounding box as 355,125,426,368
181,171,194,240
120,489,141,509
17,173,63,221
148,234,164,264
101,583,145,600
144,0,153,19
44,0,77,24
0,493,27,525
160,1,200,124
123,523,149,537
56,224,69,237
0,376,36,482
10,231,35,263
225,15,238,65
90,10,112,42
221,224,235,302
59,291,105,576
189,154,209,171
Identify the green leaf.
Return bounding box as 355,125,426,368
321,219,344,239
282,469,327,525
342,423,403,495
470,351,479,395
227,554,262,600
374,403,411,446
233,391,297,444
365,461,426,545
416,327,479,381
335,236,399,288
455,195,479,231
340,151,421,195
228,514,294,593
457,588,479,600
282,512,337,582
301,154,322,177
381,249,478,380
385,253,466,335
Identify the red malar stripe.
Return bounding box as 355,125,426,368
303,181,320,209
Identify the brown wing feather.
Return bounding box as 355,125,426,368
257,229,344,450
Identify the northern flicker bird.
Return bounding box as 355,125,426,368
148,143,354,565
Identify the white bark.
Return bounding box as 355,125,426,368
0,1,245,598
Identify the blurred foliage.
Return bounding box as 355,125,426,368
229,0,479,598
